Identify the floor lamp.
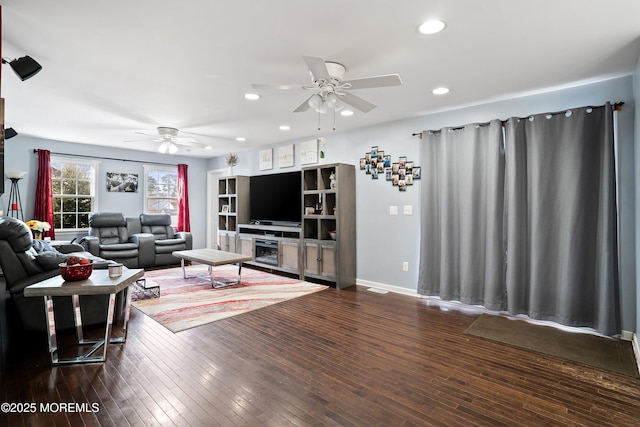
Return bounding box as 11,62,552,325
6,171,26,221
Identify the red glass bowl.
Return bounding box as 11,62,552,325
59,262,94,281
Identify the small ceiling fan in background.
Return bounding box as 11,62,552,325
253,55,403,129
127,127,211,154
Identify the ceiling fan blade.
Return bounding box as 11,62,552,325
134,130,157,137
342,74,403,90
340,92,377,113
303,55,330,82
124,137,159,143
180,131,236,141
293,95,313,113
175,136,199,144
174,139,206,148
252,83,304,90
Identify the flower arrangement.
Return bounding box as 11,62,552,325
26,220,51,233
318,137,327,159
225,152,239,167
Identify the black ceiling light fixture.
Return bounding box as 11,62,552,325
2,55,42,81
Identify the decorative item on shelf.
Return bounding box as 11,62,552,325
225,152,239,176
318,137,327,163
359,146,420,191
5,171,26,220
26,219,51,240
329,170,337,189
329,230,337,240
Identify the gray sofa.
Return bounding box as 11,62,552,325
81,212,192,268
0,216,118,332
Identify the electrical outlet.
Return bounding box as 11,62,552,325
402,261,409,271
403,205,413,215
390,205,398,216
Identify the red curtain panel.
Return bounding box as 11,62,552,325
33,149,55,239
177,163,190,232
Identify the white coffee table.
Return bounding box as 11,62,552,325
24,267,144,365
172,248,252,288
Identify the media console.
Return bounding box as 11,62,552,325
237,223,303,276
217,163,356,289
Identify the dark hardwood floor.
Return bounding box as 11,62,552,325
2,281,640,426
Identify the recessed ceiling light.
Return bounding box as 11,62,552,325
419,19,446,35
204,146,212,150
279,125,290,131
236,137,246,142
340,110,354,116
244,93,260,101
432,87,450,95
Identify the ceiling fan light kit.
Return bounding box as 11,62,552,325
158,140,178,154
252,55,402,130
129,126,213,154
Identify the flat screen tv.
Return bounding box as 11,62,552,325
249,171,302,227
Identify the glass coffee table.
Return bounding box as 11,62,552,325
24,267,144,365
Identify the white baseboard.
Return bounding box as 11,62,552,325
355,278,419,297
620,330,634,341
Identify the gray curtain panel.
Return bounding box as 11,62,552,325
418,120,506,310
504,104,620,336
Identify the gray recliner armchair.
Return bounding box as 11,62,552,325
81,212,155,268
0,216,117,331
139,213,193,266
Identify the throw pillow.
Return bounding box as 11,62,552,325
36,251,70,271
32,239,56,254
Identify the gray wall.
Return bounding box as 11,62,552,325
209,76,637,332
0,138,209,249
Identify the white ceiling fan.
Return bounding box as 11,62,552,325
127,127,211,153
253,55,403,115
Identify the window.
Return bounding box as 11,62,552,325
144,165,178,225
51,156,98,231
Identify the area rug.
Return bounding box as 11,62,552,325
132,264,327,333
465,314,639,378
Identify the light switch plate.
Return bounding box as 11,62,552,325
390,205,398,216
403,205,413,215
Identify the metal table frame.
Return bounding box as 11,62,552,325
24,268,144,365
173,249,252,288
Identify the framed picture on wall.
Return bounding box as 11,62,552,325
300,139,318,164
106,172,138,192
259,149,273,170
278,144,295,168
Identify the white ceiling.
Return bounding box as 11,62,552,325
2,1,640,158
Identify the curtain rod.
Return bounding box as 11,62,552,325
33,149,178,167
412,101,625,138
